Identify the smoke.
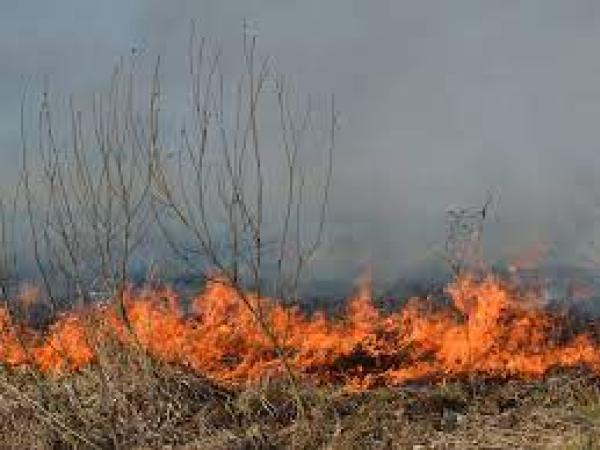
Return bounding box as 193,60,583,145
3,1,600,287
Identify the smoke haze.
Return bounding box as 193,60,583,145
3,1,600,286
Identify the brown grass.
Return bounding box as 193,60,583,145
2,335,600,450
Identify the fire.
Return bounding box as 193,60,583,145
1,273,600,389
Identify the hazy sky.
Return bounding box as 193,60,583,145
4,1,600,282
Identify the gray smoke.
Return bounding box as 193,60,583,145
3,1,600,288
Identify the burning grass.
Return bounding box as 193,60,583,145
3,274,600,388
3,274,600,448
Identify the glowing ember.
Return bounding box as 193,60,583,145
1,274,600,389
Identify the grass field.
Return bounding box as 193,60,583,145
3,353,600,449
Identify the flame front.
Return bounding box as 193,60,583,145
2,274,600,389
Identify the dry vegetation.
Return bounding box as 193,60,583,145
2,353,600,449
4,28,600,450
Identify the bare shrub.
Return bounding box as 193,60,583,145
444,191,496,277
19,58,155,315
149,25,336,414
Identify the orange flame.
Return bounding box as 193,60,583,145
2,274,600,389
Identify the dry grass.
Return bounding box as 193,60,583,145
2,337,600,450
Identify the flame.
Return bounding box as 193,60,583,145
1,273,600,389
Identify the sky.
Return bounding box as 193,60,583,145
3,1,600,284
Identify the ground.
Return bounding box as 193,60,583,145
2,356,600,449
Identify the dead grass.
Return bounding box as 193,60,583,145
2,342,600,450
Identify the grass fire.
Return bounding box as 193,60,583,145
4,4,600,449
4,274,600,389
3,273,600,448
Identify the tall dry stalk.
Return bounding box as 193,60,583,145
19,57,154,317
150,25,336,414
16,25,335,419
0,189,18,301
444,191,495,278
